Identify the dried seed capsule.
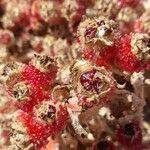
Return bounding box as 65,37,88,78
12,82,30,101
31,54,56,72
0,55,58,112
131,33,150,61
77,16,118,48
7,79,48,112
0,62,23,85
70,60,115,107
34,101,57,124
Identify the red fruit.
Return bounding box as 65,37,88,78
116,122,142,149
115,33,150,72
19,100,68,149
1,55,57,112
5,79,49,112
13,111,49,149
83,46,117,67
21,54,58,88
14,83,50,112
22,64,53,88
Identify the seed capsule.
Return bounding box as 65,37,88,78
12,82,30,101
77,16,118,48
70,60,115,100
34,101,57,124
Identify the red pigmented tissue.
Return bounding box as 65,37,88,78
0,0,150,150
80,69,102,93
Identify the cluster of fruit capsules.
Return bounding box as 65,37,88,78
73,4,149,149
0,0,150,150
0,54,69,149
77,15,150,74
0,55,119,148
